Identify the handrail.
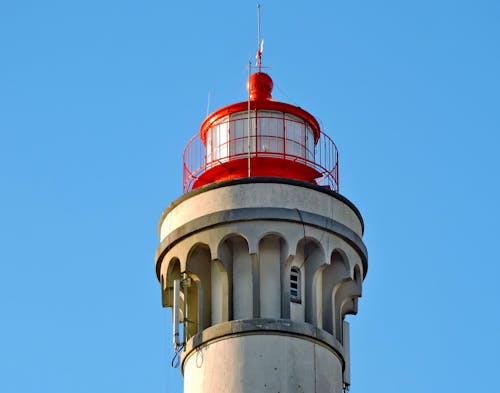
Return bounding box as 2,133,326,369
183,116,339,193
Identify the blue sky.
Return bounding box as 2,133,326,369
1,1,499,392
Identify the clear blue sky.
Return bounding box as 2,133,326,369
1,1,499,392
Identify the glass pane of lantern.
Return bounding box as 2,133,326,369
257,111,283,154
206,116,229,163
305,126,315,161
230,112,257,153
285,114,307,162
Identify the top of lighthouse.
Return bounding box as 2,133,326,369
247,72,273,101
182,9,338,193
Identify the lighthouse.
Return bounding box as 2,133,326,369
155,50,368,392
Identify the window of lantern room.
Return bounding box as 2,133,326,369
284,114,315,162
290,267,301,303
206,116,229,164
257,111,284,155
229,112,256,156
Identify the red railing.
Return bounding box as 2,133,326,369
183,115,339,193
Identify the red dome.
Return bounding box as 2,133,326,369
246,72,273,100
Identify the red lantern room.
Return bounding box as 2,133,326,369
182,71,339,193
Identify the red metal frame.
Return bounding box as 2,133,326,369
200,99,322,144
181,72,339,193
183,113,339,193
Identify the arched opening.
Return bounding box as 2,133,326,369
286,240,309,323
258,234,287,319
186,244,212,338
163,257,181,308
288,263,305,322
333,261,362,342
320,249,350,335
219,235,253,320
294,238,324,325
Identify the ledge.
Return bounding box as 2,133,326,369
181,318,346,374
158,177,365,236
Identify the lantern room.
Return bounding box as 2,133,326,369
183,72,339,193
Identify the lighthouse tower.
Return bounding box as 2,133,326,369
155,55,368,392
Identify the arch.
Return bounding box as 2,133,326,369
186,243,212,337
331,248,350,273
285,245,306,323
257,231,289,252
332,262,362,342
219,234,254,320
217,232,251,258
287,264,304,323
162,257,181,308
319,249,351,335
294,237,325,325
258,234,287,319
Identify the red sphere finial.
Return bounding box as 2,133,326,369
246,72,273,100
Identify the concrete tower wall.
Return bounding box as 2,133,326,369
158,180,363,240
183,333,343,393
156,179,367,393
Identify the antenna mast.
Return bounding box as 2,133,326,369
257,3,262,72
247,60,252,177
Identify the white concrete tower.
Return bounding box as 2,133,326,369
155,65,368,392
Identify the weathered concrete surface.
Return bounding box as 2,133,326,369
159,178,364,239
183,324,343,393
